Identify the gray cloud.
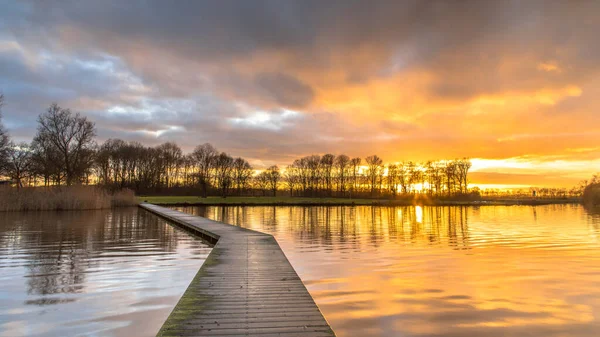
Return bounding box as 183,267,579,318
0,0,599,174
254,72,314,108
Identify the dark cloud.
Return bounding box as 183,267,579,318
254,72,314,108
0,0,599,182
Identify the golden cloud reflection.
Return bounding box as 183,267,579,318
178,205,600,337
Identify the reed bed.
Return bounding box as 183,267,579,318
0,186,138,212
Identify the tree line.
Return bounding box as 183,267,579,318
281,154,471,198
0,99,475,198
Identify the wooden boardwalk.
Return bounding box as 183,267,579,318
139,203,336,337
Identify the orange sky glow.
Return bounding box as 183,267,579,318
1,1,599,189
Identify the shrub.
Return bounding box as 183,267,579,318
583,183,600,207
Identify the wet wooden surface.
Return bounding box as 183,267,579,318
139,203,336,337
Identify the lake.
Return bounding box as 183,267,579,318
0,207,211,337
174,204,600,337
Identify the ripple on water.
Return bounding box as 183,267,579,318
0,207,211,337
176,204,600,337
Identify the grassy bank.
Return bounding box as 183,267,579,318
138,195,581,207
138,196,380,206
0,186,138,212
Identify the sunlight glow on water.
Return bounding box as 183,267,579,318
176,204,600,337
0,208,210,337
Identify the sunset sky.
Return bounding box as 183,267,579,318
1,1,599,188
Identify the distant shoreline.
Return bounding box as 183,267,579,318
138,196,582,207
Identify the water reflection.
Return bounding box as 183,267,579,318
0,208,210,337
178,205,473,249
176,204,600,337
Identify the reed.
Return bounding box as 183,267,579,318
0,186,138,212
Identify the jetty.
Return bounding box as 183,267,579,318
139,203,336,337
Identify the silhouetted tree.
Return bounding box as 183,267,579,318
444,160,457,195
192,143,217,197
284,164,300,196
407,161,421,193
306,155,320,196
456,158,472,193
387,164,398,196
181,154,196,187
334,154,350,196
365,155,383,196
254,171,269,196
583,174,600,206
4,142,32,188
214,152,234,197
157,142,182,188
232,157,253,195
30,134,62,185
34,103,96,185
265,165,281,196
320,154,335,196
350,157,361,196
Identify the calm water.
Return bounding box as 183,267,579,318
176,204,600,337
0,207,211,337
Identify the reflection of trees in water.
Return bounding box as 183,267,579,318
0,211,107,296
584,205,600,218
0,207,182,298
584,205,600,237
188,206,472,250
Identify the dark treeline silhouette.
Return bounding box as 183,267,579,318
96,141,255,196
282,154,472,198
93,141,475,198
1,100,478,198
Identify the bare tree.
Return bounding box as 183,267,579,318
306,155,320,196
34,103,96,185
5,142,32,188
181,154,196,187
233,157,253,195
136,145,162,190
283,164,300,196
387,164,398,196
254,171,270,196
350,157,361,197
293,157,311,196
157,142,183,188
407,161,421,193
444,160,457,195
192,143,217,197
334,154,350,196
214,152,234,197
320,154,335,196
456,158,472,194
30,135,61,185
265,165,281,196
365,155,383,196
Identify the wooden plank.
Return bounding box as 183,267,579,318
139,203,336,337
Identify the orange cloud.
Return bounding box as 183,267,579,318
537,62,562,73
3,1,600,188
